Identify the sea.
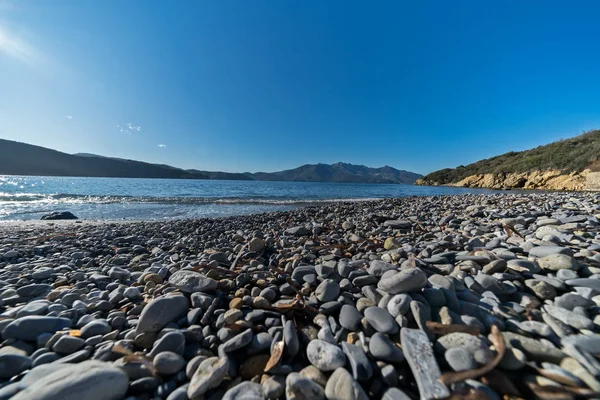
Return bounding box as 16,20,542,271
0,175,503,221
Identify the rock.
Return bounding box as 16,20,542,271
368,332,404,363
223,381,265,400
168,271,218,293
384,237,403,250
325,367,369,400
537,254,579,271
545,305,594,330
315,279,340,302
445,347,477,372
40,211,78,220
135,295,188,335
387,294,412,317
222,329,253,353
285,372,325,400
401,328,450,400
525,279,557,299
262,375,285,399
435,333,493,364
187,356,229,398
306,339,346,371
53,335,85,355
2,316,71,341
529,246,573,258
382,387,412,400
153,351,185,375
12,360,128,400
502,332,565,363
0,354,31,379
364,306,398,334
248,238,266,253
286,226,311,237
377,268,427,294
383,220,411,229
339,305,362,331
341,342,373,380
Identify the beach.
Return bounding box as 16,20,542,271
1,192,599,399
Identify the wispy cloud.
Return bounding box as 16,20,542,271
117,123,141,134
0,22,40,66
66,115,72,119
158,144,166,148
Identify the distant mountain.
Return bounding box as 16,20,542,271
0,139,421,183
245,162,422,184
0,139,210,180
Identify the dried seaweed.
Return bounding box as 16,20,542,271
426,321,481,336
438,325,505,385
264,340,284,372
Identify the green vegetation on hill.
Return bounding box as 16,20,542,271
421,129,600,184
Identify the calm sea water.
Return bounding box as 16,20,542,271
0,175,502,221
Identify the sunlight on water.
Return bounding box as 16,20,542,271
0,175,503,221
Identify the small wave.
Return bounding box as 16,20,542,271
0,192,381,206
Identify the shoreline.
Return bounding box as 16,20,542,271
1,192,599,399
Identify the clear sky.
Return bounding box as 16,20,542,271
1,1,599,175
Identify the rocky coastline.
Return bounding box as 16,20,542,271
0,193,600,399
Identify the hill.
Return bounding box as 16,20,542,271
245,162,422,184
0,139,212,179
0,139,422,183
416,129,600,190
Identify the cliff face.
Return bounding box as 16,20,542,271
416,170,589,191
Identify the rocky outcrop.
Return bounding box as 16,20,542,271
416,170,592,191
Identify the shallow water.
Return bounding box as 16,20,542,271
0,175,503,220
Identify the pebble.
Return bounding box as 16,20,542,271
187,356,229,398
285,372,325,400
325,367,369,400
364,306,398,334
306,339,346,371
11,360,128,400
0,193,599,400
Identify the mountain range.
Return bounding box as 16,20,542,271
0,139,422,184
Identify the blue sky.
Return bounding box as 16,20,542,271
1,1,599,175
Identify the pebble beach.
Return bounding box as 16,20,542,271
1,192,600,400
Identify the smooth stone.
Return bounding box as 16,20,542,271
566,278,600,292
223,381,265,400
135,295,189,335
315,279,340,303
545,305,594,330
562,334,600,354
537,254,579,271
401,328,450,400
529,246,573,258
382,387,412,400
339,305,361,331
222,329,253,353
168,271,218,293
555,293,593,310
502,332,565,363
367,260,396,277
283,320,299,359
262,375,285,400
383,220,411,229
386,294,412,317
153,351,185,375
341,342,373,380
0,354,31,379
363,307,398,334
435,333,493,364
285,372,325,400
525,279,557,299
11,360,128,400
368,332,404,363
187,357,229,398
2,316,71,341
557,269,579,281
306,339,346,371
80,320,112,339
377,268,427,294
53,335,85,355
445,347,477,372
325,367,368,400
